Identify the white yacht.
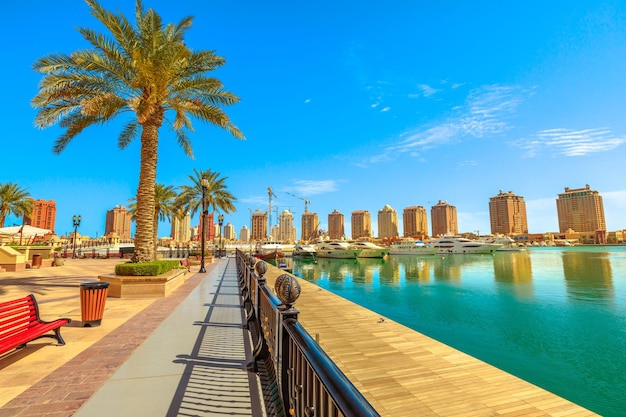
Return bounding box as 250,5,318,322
315,241,361,259
293,244,317,258
429,236,501,254
478,236,525,252
349,241,390,258
388,240,437,256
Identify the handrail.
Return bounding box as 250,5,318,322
235,249,380,417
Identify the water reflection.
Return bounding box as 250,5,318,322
561,250,614,301
493,251,534,298
386,256,432,283
287,248,626,416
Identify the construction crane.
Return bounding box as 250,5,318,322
268,187,277,239
286,192,311,212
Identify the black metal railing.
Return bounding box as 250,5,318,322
236,249,380,417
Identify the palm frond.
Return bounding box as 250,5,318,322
173,128,194,159
118,122,139,149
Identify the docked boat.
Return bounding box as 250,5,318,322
388,240,437,256
429,236,501,254
478,236,526,252
293,244,317,258
349,241,390,258
253,249,284,260
315,241,361,259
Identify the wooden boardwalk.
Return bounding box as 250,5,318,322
263,266,597,417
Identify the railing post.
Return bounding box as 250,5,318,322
273,274,302,416
279,308,298,415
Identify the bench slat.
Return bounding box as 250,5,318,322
0,294,71,354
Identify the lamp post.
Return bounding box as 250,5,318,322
72,215,81,258
218,214,224,258
199,178,209,273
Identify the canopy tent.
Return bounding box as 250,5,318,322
0,225,53,241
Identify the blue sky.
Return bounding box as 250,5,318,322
2,0,626,239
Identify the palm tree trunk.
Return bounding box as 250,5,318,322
133,123,159,262
153,208,159,257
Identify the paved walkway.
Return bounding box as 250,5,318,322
75,256,262,416
0,256,262,417
1,255,598,417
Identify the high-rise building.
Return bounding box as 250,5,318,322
403,206,428,239
251,211,267,241
278,209,297,242
328,209,344,240
378,205,398,239
239,225,250,242
351,210,372,240
301,212,319,242
201,213,215,242
556,184,606,233
170,211,191,243
24,199,56,233
431,200,458,237
223,222,236,240
105,205,132,239
489,190,528,235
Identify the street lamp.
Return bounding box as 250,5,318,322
72,215,82,258
218,214,224,258
199,178,209,273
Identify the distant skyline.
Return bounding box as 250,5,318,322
2,0,626,239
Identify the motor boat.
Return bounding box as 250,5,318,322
293,244,317,258
349,241,390,258
388,240,437,256
315,241,361,259
429,236,501,254
478,236,525,252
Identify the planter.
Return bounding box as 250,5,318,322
54,258,64,266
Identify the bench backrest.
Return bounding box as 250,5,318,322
0,295,40,343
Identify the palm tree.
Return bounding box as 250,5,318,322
176,168,237,220
31,0,244,262
128,183,178,254
0,183,34,228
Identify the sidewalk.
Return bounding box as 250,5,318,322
0,257,260,417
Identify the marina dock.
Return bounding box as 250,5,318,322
0,257,597,416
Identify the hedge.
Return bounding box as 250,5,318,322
114,260,183,276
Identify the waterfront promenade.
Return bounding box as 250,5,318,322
0,257,597,416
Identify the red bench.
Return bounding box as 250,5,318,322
0,294,71,354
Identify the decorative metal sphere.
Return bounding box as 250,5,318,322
275,274,301,306
254,260,267,276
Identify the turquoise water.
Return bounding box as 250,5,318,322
288,247,626,416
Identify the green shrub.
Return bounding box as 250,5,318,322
114,260,182,276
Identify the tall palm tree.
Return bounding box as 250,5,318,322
128,183,178,254
0,183,34,228
31,0,244,262
176,168,237,220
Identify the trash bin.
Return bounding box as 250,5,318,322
32,254,42,269
80,281,109,327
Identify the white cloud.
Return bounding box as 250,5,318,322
285,179,338,196
515,128,625,157
386,84,525,155
240,195,268,206
380,107,391,112
602,189,626,208
304,99,311,104
457,160,478,168
418,84,440,97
